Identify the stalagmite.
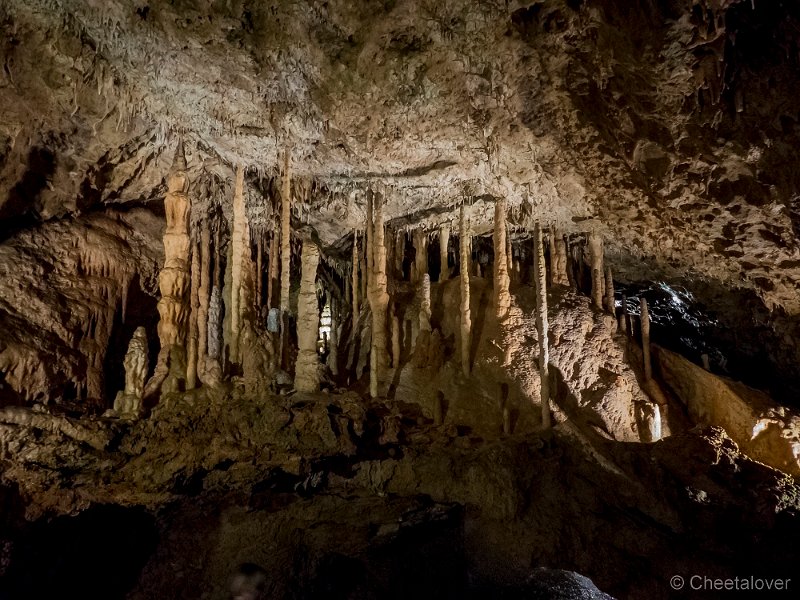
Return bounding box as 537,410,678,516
268,231,278,309
208,287,222,361
279,150,292,364
391,312,401,369
186,239,200,389
151,140,191,395
328,299,339,377
604,266,616,320
255,233,263,311
493,198,511,319
359,254,367,309
112,327,148,418
229,165,246,365
533,223,552,429
352,230,360,318
413,230,428,283
620,294,629,335
294,236,320,393
552,229,570,286
419,273,432,333
459,204,471,376
439,224,450,281
588,232,604,310
367,191,390,398
197,219,211,384
641,297,652,382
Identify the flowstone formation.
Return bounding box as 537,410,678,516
2,1,800,597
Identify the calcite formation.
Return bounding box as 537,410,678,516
295,237,321,393
2,1,800,597
112,327,148,418
152,140,191,395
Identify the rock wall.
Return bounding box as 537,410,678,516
655,346,800,475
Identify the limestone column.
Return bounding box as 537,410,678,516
533,223,551,429
367,190,390,398
267,231,278,309
413,230,428,283
328,298,339,377
352,230,360,318
588,232,604,310
197,219,211,383
459,204,471,376
493,198,511,319
279,150,292,366
295,237,320,393
229,164,246,365
256,232,263,311
152,140,191,392
439,224,450,281
604,266,615,316
641,297,652,382
186,239,200,389
552,229,569,286
395,231,405,279
391,311,401,369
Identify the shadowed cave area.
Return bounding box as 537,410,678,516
1,1,800,599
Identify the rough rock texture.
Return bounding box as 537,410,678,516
0,390,797,599
294,239,320,394
656,345,800,476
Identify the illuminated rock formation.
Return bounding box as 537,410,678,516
459,204,472,376
493,198,511,320
588,232,604,311
151,140,191,396
533,223,551,429
112,327,148,418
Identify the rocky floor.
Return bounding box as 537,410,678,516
0,384,798,599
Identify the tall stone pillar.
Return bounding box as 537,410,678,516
459,204,471,376
295,238,320,393
493,198,511,319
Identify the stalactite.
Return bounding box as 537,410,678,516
197,219,211,384
394,231,405,279
352,230,360,319
439,224,450,281
459,204,471,376
588,232,604,310
367,190,389,398
229,164,246,365
493,198,511,319
150,139,191,396
295,237,320,393
533,223,551,429
641,297,652,382
186,239,200,390
604,266,615,317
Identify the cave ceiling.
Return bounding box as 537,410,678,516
2,0,800,312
